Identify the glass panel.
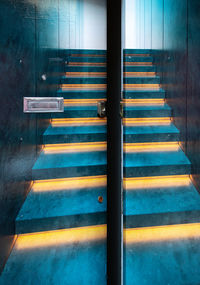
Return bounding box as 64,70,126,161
0,1,107,283
123,0,200,284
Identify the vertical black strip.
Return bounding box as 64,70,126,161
107,0,123,284
186,0,189,154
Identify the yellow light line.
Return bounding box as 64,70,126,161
61,84,106,91
123,117,171,126
124,72,156,77
64,99,105,106
123,99,164,106
65,72,106,77
32,175,107,192
124,223,200,244
16,225,107,250
124,175,191,190
124,142,180,153
43,142,107,153
124,62,153,66
51,118,107,127
68,62,106,66
124,84,160,90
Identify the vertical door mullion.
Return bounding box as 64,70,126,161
107,0,123,284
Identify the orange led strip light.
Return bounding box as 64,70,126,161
124,223,200,244
43,142,106,153
124,142,180,153
32,175,107,192
124,84,160,90
16,225,107,250
64,99,105,106
123,175,191,190
123,117,171,126
51,118,106,127
61,84,106,91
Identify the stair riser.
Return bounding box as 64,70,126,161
124,211,200,228
124,77,160,84
124,66,156,72
124,133,180,143
16,212,106,234
69,57,106,63
57,90,107,99
66,66,107,72
44,133,179,144
32,165,107,180
124,109,171,118
124,164,191,178
61,77,106,84
124,91,165,99
43,133,107,144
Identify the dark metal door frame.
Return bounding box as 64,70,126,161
107,0,124,284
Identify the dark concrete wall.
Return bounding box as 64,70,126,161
151,0,200,192
0,0,60,272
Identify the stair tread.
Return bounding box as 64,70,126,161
16,186,106,224
125,183,200,216
124,148,190,168
0,227,106,284
125,124,179,134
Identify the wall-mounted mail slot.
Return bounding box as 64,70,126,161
23,97,64,113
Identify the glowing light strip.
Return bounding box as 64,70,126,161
123,117,171,126
124,223,200,244
43,142,106,153
124,175,191,190
16,225,107,250
123,99,164,106
68,62,106,66
124,142,179,153
124,62,153,66
61,84,106,91
124,72,156,77
124,84,160,90
65,72,106,77
64,99,104,106
32,175,107,192
51,117,106,127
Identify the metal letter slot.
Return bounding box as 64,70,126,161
23,97,64,113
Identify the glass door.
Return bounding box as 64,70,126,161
0,1,108,283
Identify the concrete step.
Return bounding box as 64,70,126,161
124,104,171,118
61,76,106,84
124,175,200,227
0,225,107,284
124,145,191,177
124,76,160,84
57,89,107,99
124,89,165,99
16,177,106,234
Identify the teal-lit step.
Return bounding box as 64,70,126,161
0,235,106,285
43,124,179,144
124,66,156,72
69,57,106,63
124,148,191,177
57,89,106,99
124,104,171,118
125,124,180,143
16,185,106,234
66,66,106,72
124,89,165,99
68,49,106,55
124,56,153,62
124,180,200,228
43,125,107,144
32,151,107,180
124,49,153,54
51,105,171,119
124,76,160,84
61,77,106,84
124,234,200,285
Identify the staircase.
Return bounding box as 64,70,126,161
1,49,200,285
